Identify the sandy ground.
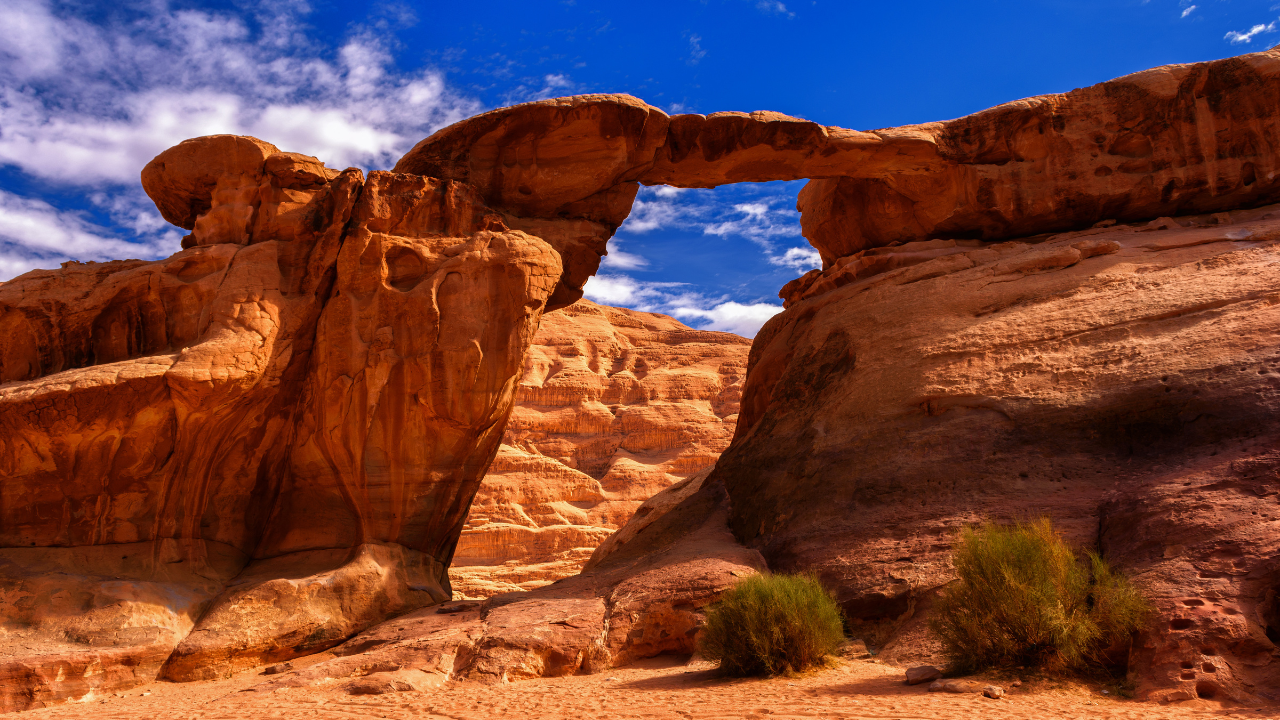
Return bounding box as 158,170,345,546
15,656,1277,720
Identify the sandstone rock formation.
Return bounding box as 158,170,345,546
6,45,1280,711
721,205,1280,703
450,300,749,598
398,49,1280,271
0,137,562,709
242,470,765,692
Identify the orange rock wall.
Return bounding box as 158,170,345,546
0,136,564,705
449,300,749,597
718,205,1280,702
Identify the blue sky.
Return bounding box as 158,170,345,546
0,0,1276,335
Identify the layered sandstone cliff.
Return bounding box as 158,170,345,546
450,300,748,598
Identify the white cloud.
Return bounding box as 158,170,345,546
583,274,783,337
601,239,649,270
502,72,579,105
614,183,820,280
687,34,707,65
0,0,479,186
770,246,821,271
671,301,784,337
0,190,179,280
0,0,479,279
1226,21,1277,43
621,193,685,233
1181,5,1197,18
582,274,685,307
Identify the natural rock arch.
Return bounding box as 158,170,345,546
2,46,1280,708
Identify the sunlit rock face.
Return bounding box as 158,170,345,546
449,299,749,598
5,45,1280,710
0,136,562,706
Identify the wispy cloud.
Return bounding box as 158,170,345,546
770,246,822,271
0,190,180,280
600,239,649,270
618,186,819,274
687,34,707,65
755,1,796,18
582,274,782,337
587,185,816,336
1181,5,1197,18
1226,20,1277,43
502,73,577,105
671,301,784,337
0,0,479,280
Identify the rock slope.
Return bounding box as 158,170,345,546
450,300,749,598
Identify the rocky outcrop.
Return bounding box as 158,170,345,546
6,45,1280,710
0,137,561,709
719,204,1280,702
243,470,765,692
450,300,749,598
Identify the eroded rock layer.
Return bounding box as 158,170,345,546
449,300,749,598
719,205,1280,703
0,137,562,709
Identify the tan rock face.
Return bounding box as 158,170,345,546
0,138,562,708
718,205,1280,702
449,301,749,598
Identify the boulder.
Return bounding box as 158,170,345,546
905,665,942,685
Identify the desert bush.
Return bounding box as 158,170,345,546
929,518,1149,673
699,572,845,676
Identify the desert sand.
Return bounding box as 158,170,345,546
15,655,1260,720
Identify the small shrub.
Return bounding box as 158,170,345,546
929,518,1150,673
699,572,845,676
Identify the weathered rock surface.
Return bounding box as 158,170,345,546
905,665,942,685
246,471,765,691
450,300,749,598
0,137,561,708
7,45,1280,710
718,204,1280,702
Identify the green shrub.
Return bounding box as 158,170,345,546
699,572,845,676
929,518,1150,673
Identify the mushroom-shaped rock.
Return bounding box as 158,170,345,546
141,135,279,230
